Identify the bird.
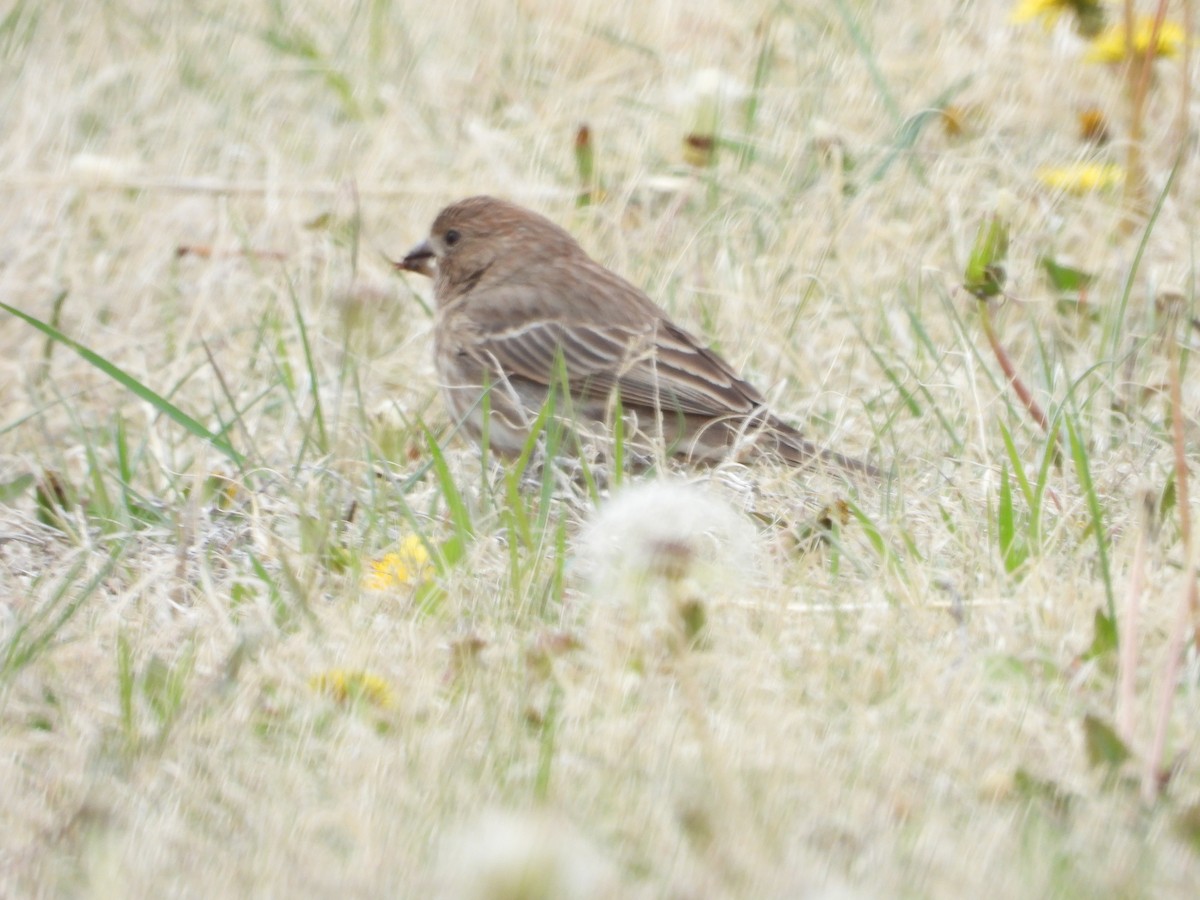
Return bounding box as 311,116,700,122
394,195,877,476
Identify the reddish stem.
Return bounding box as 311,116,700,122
980,301,1050,433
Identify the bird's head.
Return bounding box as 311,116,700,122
394,195,579,300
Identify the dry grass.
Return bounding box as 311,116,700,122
2,1,1199,897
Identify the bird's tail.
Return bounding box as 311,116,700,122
766,416,882,478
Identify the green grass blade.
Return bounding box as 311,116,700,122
739,15,775,171
425,427,474,553
997,462,1027,574
117,632,136,740
1,301,244,465
283,276,328,455
1065,413,1114,621
1,541,126,678
1107,155,1180,368
866,79,972,185
1029,408,1062,547
853,315,963,453
534,683,561,801
997,421,1034,508
829,0,902,126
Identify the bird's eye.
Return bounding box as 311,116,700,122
444,229,461,247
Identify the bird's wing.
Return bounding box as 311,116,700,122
467,316,766,418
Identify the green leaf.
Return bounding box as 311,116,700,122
1082,714,1130,770
1173,804,1200,853
1160,472,1176,522
414,581,447,616
1082,608,1118,660
0,473,34,504
1040,256,1095,292
1070,1,1107,38
1014,767,1074,817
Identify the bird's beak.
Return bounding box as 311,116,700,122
394,239,435,277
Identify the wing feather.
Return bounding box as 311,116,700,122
456,261,769,418
467,316,765,418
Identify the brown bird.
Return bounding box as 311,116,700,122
395,196,876,475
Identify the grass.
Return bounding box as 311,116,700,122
2,1,1199,897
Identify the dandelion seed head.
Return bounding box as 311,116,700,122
69,152,136,185
575,480,763,654
438,809,615,900
684,68,749,105
577,479,758,598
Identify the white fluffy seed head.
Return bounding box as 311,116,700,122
437,809,615,900
575,478,763,652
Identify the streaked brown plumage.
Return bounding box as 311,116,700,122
395,195,876,475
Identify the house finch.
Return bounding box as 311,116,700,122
395,196,877,475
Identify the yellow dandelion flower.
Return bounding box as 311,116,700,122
1011,0,1105,36
1011,0,1069,28
1085,17,1186,63
363,534,434,590
310,669,395,708
203,473,243,510
1036,162,1124,194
